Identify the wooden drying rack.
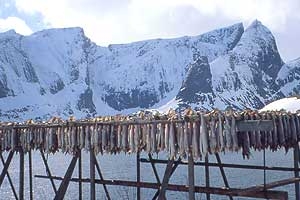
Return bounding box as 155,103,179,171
0,118,299,200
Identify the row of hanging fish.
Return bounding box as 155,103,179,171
0,109,300,159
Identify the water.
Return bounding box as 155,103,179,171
0,149,297,199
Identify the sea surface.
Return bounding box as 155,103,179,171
0,149,297,199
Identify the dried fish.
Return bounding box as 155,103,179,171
200,113,209,156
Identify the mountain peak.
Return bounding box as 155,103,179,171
249,19,262,28
30,27,85,39
0,29,21,38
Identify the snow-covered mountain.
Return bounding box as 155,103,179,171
276,57,300,97
0,20,298,120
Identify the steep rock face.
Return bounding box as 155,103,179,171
209,20,284,109
90,23,244,111
176,56,214,109
276,57,300,96
0,20,298,121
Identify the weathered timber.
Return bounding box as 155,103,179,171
0,153,18,199
215,153,233,200
140,158,300,172
53,153,78,200
34,175,289,199
0,151,14,186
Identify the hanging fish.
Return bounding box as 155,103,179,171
230,114,238,151
134,124,140,152
102,125,108,152
142,124,147,150
97,125,103,155
79,126,85,149
217,112,225,152
200,113,209,156
121,125,128,151
164,123,169,150
278,114,285,147
169,122,176,159
192,121,200,160
224,115,232,151
209,116,217,153
178,122,185,158
129,125,135,153
160,123,165,151
151,123,158,153
249,114,257,148
290,114,297,144
271,112,278,151
110,124,116,154
117,125,122,151
11,128,16,151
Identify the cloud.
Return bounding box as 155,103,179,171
13,0,300,60
0,16,33,35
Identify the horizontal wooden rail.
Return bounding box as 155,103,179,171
140,158,300,172
235,177,300,196
35,175,288,199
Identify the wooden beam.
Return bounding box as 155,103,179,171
188,153,195,200
19,149,24,200
152,158,180,199
140,158,300,172
148,153,161,185
235,177,300,196
236,120,273,132
0,151,14,186
90,150,96,200
28,150,33,200
0,153,18,199
137,153,141,200
78,149,82,200
94,153,111,200
294,144,300,200
158,159,174,200
53,154,78,200
215,153,233,200
35,175,289,199
205,155,210,200
40,150,57,194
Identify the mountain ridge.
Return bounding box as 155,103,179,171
0,20,298,121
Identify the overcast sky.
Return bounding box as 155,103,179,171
0,0,299,61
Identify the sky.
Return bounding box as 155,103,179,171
0,0,299,61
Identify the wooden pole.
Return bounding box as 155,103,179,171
148,153,161,184
205,155,210,200
53,154,78,200
152,158,181,200
19,149,24,200
94,154,110,200
158,159,174,200
188,153,195,200
215,153,233,200
137,152,141,200
90,149,96,200
28,150,33,200
0,153,18,199
0,151,14,186
78,149,82,200
40,150,57,194
294,144,300,200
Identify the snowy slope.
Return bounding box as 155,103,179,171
174,20,285,111
0,20,298,121
260,96,300,112
0,23,245,120
276,57,300,96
